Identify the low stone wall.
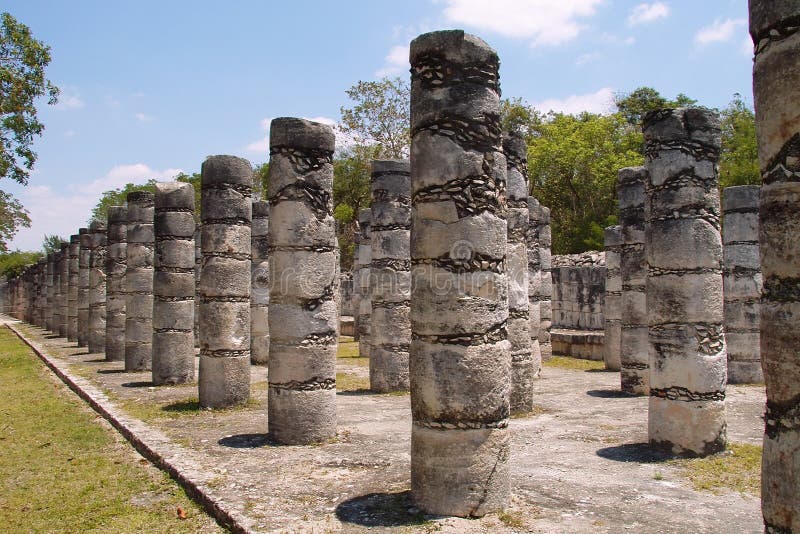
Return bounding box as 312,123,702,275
551,251,606,331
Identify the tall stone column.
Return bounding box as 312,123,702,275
194,226,201,348
267,118,338,443
618,167,649,394
105,207,127,362
603,226,622,371
369,159,411,393
199,155,252,408
125,191,155,371
644,107,726,456
153,182,196,385
35,261,45,327
251,201,270,365
539,206,553,360
45,252,55,332
504,134,535,413
410,30,510,516
526,197,543,375
750,3,800,529
88,221,107,354
58,242,69,337
67,234,80,341
356,208,372,356
51,253,61,332
78,228,91,346
722,186,762,384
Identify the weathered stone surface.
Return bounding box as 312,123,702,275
526,197,543,368
268,118,338,444
750,2,800,529
618,166,649,393
58,242,69,337
355,208,372,357
539,206,553,360
410,29,509,516
722,186,762,384
551,253,606,332
194,226,201,348
125,191,155,371
200,155,252,408
105,209,126,362
45,252,55,332
369,159,411,393
251,201,269,365
603,226,622,371
644,107,726,457
88,221,107,354
78,228,91,346
152,182,195,385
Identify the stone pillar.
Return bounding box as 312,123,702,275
539,206,553,360
78,228,91,346
504,134,536,413
58,242,69,337
603,226,622,371
88,221,107,354
45,252,55,332
152,182,196,385
410,30,510,517
51,252,61,332
267,118,338,443
67,234,80,341
356,208,372,356
34,260,45,327
369,159,411,393
750,3,800,529
125,191,155,371
251,201,270,365
644,107,725,456
194,226,201,348
722,186,762,384
199,155,252,408
618,167,649,394
105,207,127,362
526,197,543,375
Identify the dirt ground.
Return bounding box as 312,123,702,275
9,320,765,533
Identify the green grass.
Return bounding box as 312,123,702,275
0,326,222,532
498,510,525,528
544,356,606,371
336,371,370,392
670,443,762,496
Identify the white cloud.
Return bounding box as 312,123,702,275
600,33,635,46
695,18,746,45
245,116,354,155
575,52,602,66
63,130,77,138
85,164,182,196
441,0,603,47
375,45,410,78
627,2,669,26
534,87,615,115
55,94,84,110
133,112,154,123
740,35,753,56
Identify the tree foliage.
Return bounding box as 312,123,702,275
614,87,696,127
0,190,30,253
0,249,41,277
0,12,59,185
339,77,410,159
90,180,158,224
719,93,759,188
41,233,65,254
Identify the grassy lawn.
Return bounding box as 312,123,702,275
0,326,222,532
544,355,606,371
670,443,762,496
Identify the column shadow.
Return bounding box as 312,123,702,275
596,443,672,463
217,433,272,449
335,491,430,527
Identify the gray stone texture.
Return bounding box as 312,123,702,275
88,221,107,354
267,118,338,444
551,252,606,331
355,208,372,357
78,228,91,345
153,182,196,385
199,155,252,408
58,242,69,337
539,206,553,360
750,2,800,529
251,201,270,365
125,191,155,371
194,226,201,348
45,252,55,332
603,227,622,371
618,166,649,394
644,107,726,457
105,207,127,362
51,251,61,333
67,234,80,341
721,186,762,384
369,159,411,393
410,30,510,517
504,134,536,413
526,197,543,368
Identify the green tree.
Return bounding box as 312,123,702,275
339,77,410,158
719,93,759,188
333,144,379,270
614,87,696,127
90,180,157,224
41,233,65,254
0,12,59,185
500,97,543,141
0,190,30,252
528,112,643,253
253,162,268,201
0,249,41,277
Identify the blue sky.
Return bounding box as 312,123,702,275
3,0,752,250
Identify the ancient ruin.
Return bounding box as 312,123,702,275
250,200,270,365
644,107,726,456
618,166,649,394
198,155,252,408
78,228,91,346
409,29,510,516
152,182,196,385
105,206,127,362
526,197,542,368
369,159,411,393
603,226,622,371
87,220,107,354
539,206,553,360
125,191,155,372
355,208,372,358
67,233,80,341
750,1,800,529
58,241,69,337
722,185,762,384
